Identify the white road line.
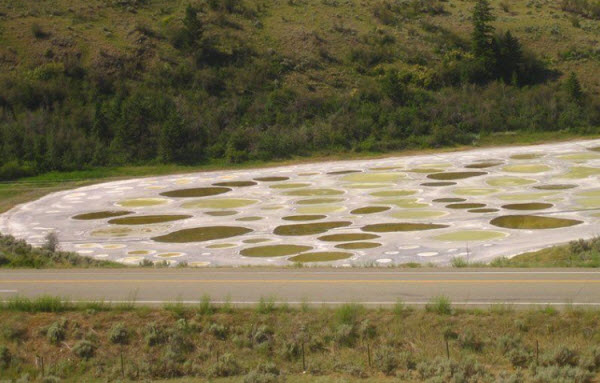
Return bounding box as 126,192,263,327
1,300,597,306
0,290,17,293
2,271,600,276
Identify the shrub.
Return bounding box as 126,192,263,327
31,23,48,38
208,323,228,340
374,346,399,375
417,357,490,381
425,296,452,315
41,376,61,383
335,303,364,325
533,365,592,383
507,347,533,368
0,345,11,368
47,320,66,345
334,323,356,347
580,346,600,371
451,256,469,268
256,297,276,314
243,362,282,383
543,346,579,367
209,353,243,377
198,294,214,315
145,323,166,346
108,323,129,345
458,329,484,352
72,340,96,359
1,324,27,341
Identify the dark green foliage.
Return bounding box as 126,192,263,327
565,72,584,102
209,353,243,377
561,0,600,19
0,234,119,268
0,0,597,184
72,340,96,359
108,323,129,345
471,0,496,66
0,345,11,368
243,362,282,383
47,320,67,345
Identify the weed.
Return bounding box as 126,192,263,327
198,294,214,315
108,323,129,345
425,296,452,315
47,320,66,345
0,345,11,368
72,340,96,359
335,303,364,325
208,353,243,377
256,296,276,314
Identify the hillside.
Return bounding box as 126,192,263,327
0,0,599,179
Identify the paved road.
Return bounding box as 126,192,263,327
1,268,600,307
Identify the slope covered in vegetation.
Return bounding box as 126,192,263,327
0,0,599,179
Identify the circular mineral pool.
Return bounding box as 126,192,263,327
318,233,380,242
391,210,448,219
108,215,191,225
362,223,449,232
288,252,352,263
283,215,327,221
274,221,352,236
181,198,258,209
152,226,253,243
490,215,582,230
502,203,553,211
116,198,170,208
427,172,487,180
341,172,405,183
486,177,537,187
160,187,231,198
351,206,391,215
72,211,132,220
433,230,507,241
502,164,551,173
335,242,381,249
241,244,312,257
254,176,290,182
213,181,257,187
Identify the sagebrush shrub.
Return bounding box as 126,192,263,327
72,340,96,359
108,323,129,345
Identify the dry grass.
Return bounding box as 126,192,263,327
1,301,600,381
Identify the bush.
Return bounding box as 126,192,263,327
108,323,129,345
335,303,364,325
47,320,66,345
334,324,356,347
543,346,579,367
0,345,11,368
209,353,243,377
533,365,593,383
417,357,490,381
145,323,166,346
580,346,600,371
256,297,276,314
425,296,452,315
243,362,282,383
72,340,96,359
208,323,228,340
31,23,48,38
458,329,484,352
374,346,399,375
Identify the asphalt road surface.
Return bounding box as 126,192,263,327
1,268,600,307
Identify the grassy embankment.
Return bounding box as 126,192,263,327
1,295,600,382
